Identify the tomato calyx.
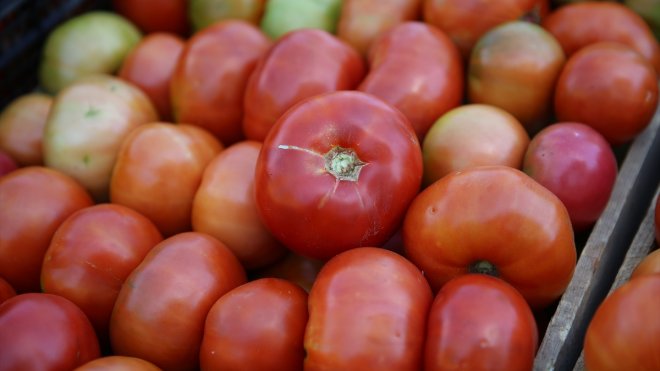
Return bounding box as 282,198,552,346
469,260,499,276
323,146,367,182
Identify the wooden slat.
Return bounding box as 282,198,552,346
534,102,660,370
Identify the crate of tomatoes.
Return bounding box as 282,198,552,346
0,0,658,370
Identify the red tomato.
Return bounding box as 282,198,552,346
192,140,286,270
255,91,423,260
75,356,161,371
110,123,223,237
305,247,432,370
0,150,18,177
251,251,326,292
113,0,188,35
554,42,658,145
468,20,566,130
424,274,538,371
423,0,537,59
0,167,93,293
542,2,660,73
584,274,660,370
110,232,246,370
631,249,660,279
403,166,576,309
0,93,52,166
523,122,618,231
171,20,271,145
358,21,464,140
0,276,16,305
0,293,100,371
243,29,366,141
200,278,308,371
41,203,163,339
118,33,185,121
337,0,422,56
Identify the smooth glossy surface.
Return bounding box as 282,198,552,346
0,93,52,166
113,0,188,34
74,356,162,371
631,249,660,279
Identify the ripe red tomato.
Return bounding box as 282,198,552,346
337,0,421,56
403,165,576,309
41,203,163,339
358,21,464,140
110,123,223,237
631,249,660,279
171,20,271,145
113,0,188,35
0,93,52,166
523,122,618,231
0,150,17,177
305,247,433,370
542,2,660,73
110,232,246,370
255,91,423,260
118,32,185,121
243,29,366,141
584,274,660,370
0,167,93,293
424,274,538,371
200,278,308,370
0,293,100,371
0,276,16,305
75,356,161,371
554,42,659,145
192,140,287,270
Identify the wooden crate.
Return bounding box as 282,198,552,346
534,102,660,370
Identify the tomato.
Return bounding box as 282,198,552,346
337,0,421,56
39,11,142,94
468,20,565,130
118,32,185,121
192,140,286,270
0,276,16,305
631,249,660,279
554,42,658,145
113,0,188,35
403,166,576,309
542,2,660,73
243,29,365,142
424,274,538,371
423,0,537,59
523,122,618,231
171,20,271,145
41,203,163,340
0,167,93,293
422,104,529,186
110,232,246,370
255,91,423,260
200,278,308,371
0,293,100,371
0,150,17,177
260,0,343,40
110,123,223,237
0,93,52,166
305,247,432,370
189,0,266,31
584,274,660,370
75,356,161,371
43,74,158,201
250,251,326,292
358,21,464,140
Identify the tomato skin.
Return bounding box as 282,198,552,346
118,33,185,121
337,0,421,56
243,29,366,142
0,293,100,371
403,166,576,309
74,356,161,371
304,247,432,370
584,274,660,370
110,232,246,371
110,123,223,237
0,93,52,166
424,274,538,371
358,21,464,140
542,2,660,73
255,91,423,260
41,203,163,339
192,140,286,270
0,167,93,293
0,276,16,305
631,249,660,279
113,0,188,35
200,278,308,371
554,42,659,145
171,20,271,145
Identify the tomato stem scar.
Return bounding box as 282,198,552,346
324,146,366,182
469,260,499,277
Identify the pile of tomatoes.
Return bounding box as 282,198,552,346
0,0,659,370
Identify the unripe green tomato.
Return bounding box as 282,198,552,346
189,0,266,31
260,0,342,40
